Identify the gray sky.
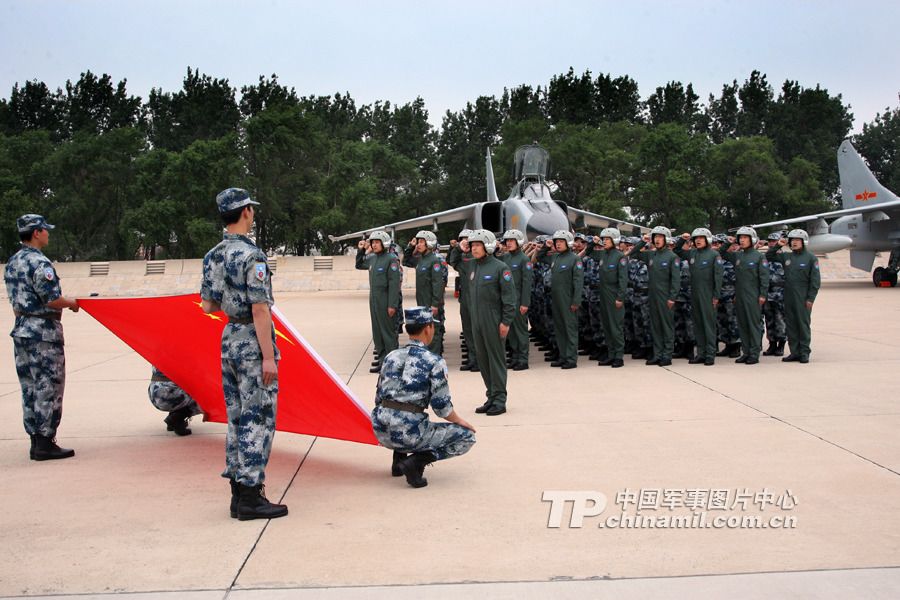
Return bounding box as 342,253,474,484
1,0,897,132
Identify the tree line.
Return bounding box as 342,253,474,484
0,66,897,261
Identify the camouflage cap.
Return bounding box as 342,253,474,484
404,306,436,326
17,214,55,233
215,187,259,214
767,231,783,241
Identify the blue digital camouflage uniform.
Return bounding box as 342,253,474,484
371,340,475,460
628,255,652,351
674,258,695,347
201,232,280,487
717,258,740,345
765,259,787,343
148,366,202,415
4,246,66,438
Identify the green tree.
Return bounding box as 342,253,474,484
855,103,900,193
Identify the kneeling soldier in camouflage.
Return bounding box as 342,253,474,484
372,307,476,488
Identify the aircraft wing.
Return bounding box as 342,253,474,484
752,200,900,229
566,207,649,235
328,204,479,242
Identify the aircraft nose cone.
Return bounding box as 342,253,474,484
808,233,853,254
525,203,570,238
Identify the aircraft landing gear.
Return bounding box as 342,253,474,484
873,248,900,287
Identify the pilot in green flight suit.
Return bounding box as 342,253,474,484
719,226,769,364
536,230,584,369
586,228,628,368
402,230,445,355
468,230,517,416
766,229,820,363
631,226,681,366
674,228,724,365
500,229,533,371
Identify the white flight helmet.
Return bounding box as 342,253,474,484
599,227,622,245
458,228,474,239
735,226,759,246
502,229,526,246
468,229,497,254
552,229,575,249
787,229,809,244
691,227,713,246
368,230,391,247
650,225,672,245
415,230,438,249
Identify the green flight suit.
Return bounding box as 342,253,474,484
448,246,478,368
403,249,446,355
355,248,401,361
674,240,724,361
632,241,681,362
766,246,820,359
588,246,628,360
720,246,769,359
468,255,517,409
501,249,534,367
537,247,584,367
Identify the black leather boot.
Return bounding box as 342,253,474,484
31,435,75,461
399,452,437,488
237,483,288,520
164,407,193,436
391,451,408,477
230,479,239,518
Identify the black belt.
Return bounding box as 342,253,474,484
14,311,61,321
228,316,253,324
380,399,425,414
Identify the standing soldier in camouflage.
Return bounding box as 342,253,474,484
674,228,723,366
536,230,584,369
149,366,203,436
626,237,652,360
720,227,770,364
201,188,287,521
448,229,479,372
763,232,787,356
766,230,821,363
467,230,517,416
4,214,79,461
501,229,533,371
402,231,445,355
631,227,681,366
588,228,628,368
356,231,401,373
713,235,742,358
372,307,476,488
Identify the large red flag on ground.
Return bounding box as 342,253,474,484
78,294,377,445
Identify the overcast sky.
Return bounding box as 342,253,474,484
1,0,897,132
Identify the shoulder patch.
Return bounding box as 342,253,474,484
575,261,583,269
433,262,442,272
525,262,533,270
44,267,55,281
390,262,399,271
619,258,627,265
674,258,680,266
502,270,512,282
255,263,267,281
716,258,724,264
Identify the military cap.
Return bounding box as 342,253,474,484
767,231,783,241
17,214,55,233
404,306,435,326
216,187,259,213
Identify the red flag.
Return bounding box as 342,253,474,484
78,294,377,445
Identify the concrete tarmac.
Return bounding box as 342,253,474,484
2,281,899,598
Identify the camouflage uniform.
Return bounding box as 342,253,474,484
673,258,695,348
372,339,475,460
717,258,740,346
628,255,652,354
765,259,787,344
201,232,280,488
5,245,66,439
148,366,202,414
583,252,606,352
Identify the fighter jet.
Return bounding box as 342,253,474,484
753,140,900,287
328,143,647,244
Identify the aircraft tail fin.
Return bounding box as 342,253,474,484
486,147,500,202
839,140,899,209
